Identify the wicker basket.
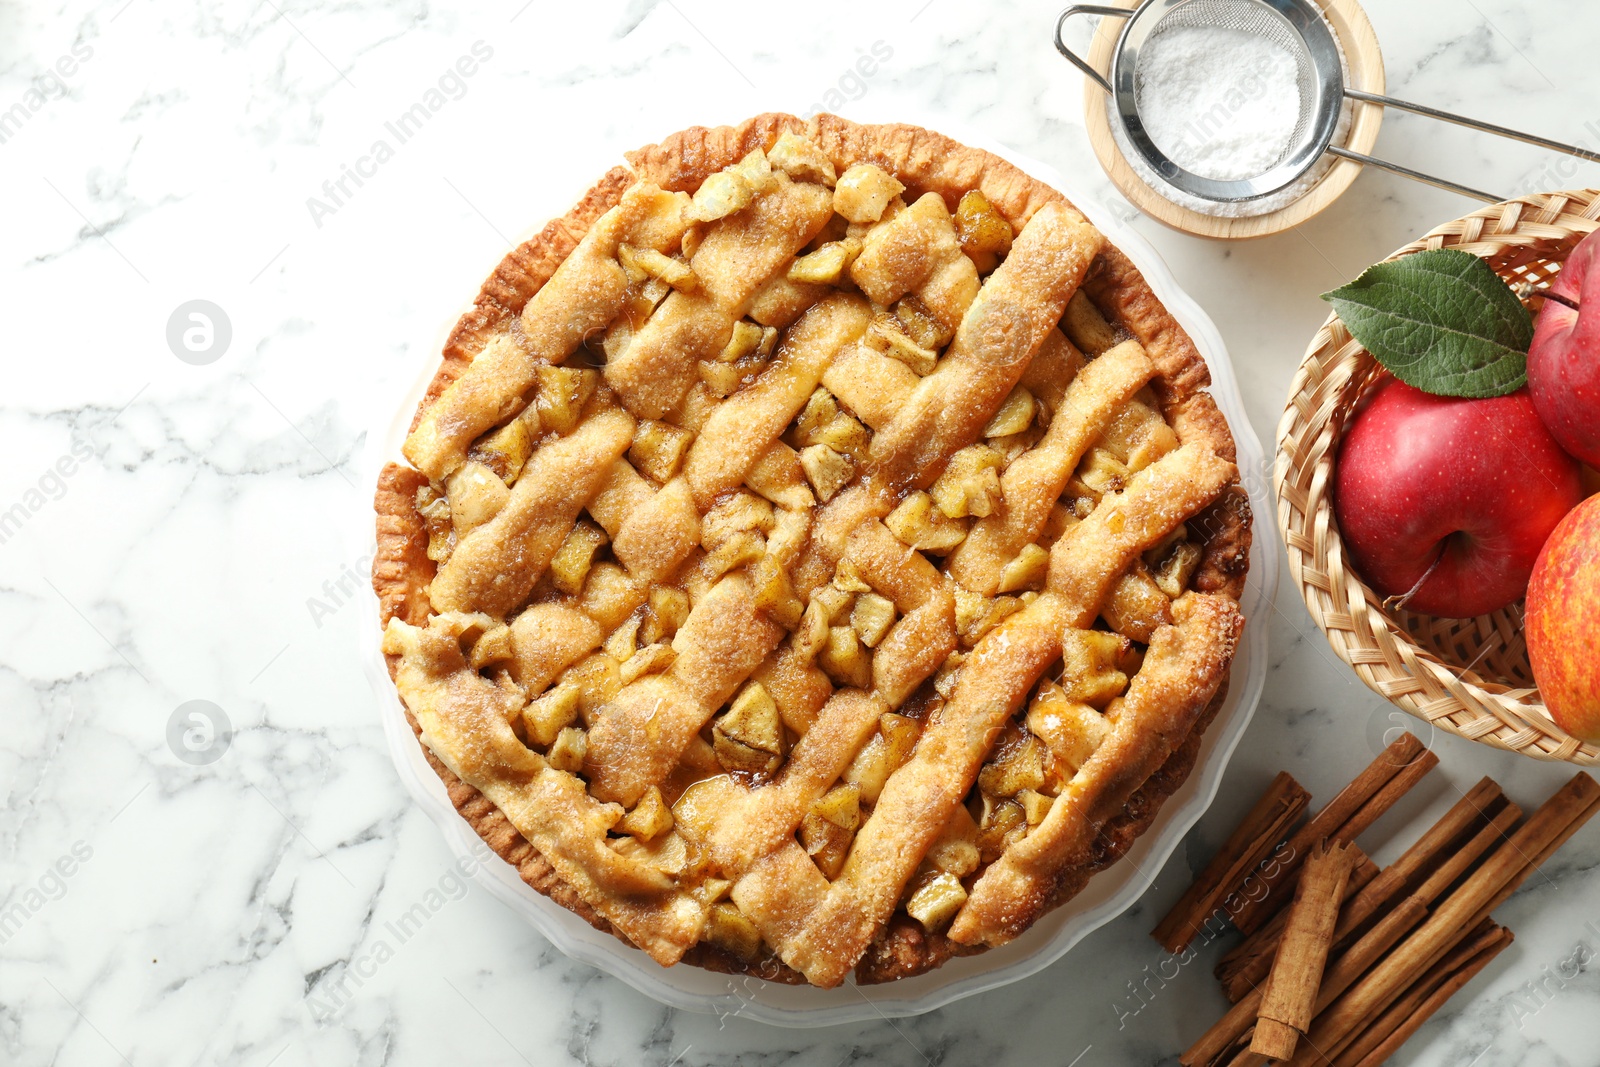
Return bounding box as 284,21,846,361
1276,190,1600,765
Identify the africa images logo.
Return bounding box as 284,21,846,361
166,300,233,365
0,842,93,945
0,40,93,146
305,41,494,228
166,700,233,766
0,437,95,547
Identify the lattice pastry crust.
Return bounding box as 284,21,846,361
373,114,1251,987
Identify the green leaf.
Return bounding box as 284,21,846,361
1321,247,1532,398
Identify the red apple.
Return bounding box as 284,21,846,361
1528,230,1600,467
1334,379,1584,618
1527,494,1600,741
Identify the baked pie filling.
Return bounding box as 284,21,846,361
373,114,1251,987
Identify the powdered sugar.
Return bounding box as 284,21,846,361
1135,25,1302,181
1113,21,1352,219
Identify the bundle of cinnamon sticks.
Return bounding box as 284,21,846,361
1152,732,1600,1065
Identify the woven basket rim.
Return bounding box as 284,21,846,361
1275,188,1600,766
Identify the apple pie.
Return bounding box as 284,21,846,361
373,114,1251,987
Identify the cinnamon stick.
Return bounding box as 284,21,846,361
1349,778,1506,910
1216,779,1513,1001
1333,922,1512,1067
1286,772,1600,1067
1235,742,1439,932
1251,841,1359,1060
1186,885,1424,1067
1408,800,1521,904
1464,781,1600,932
1206,897,1430,1067
1154,771,1312,952
1217,854,1375,1002
1229,733,1433,934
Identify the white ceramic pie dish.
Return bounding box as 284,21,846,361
358,116,1276,1027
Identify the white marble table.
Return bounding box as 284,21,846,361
3,0,1597,1063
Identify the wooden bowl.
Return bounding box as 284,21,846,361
1077,0,1385,240
1275,190,1600,764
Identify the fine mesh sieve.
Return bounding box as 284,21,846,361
1057,0,1600,205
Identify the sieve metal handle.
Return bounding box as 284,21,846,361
1345,89,1600,168
1330,91,1600,204
1326,146,1501,204
1054,4,1133,95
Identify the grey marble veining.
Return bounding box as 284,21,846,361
2,0,1598,1063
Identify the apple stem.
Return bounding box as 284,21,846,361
1514,280,1580,312
1383,551,1446,613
